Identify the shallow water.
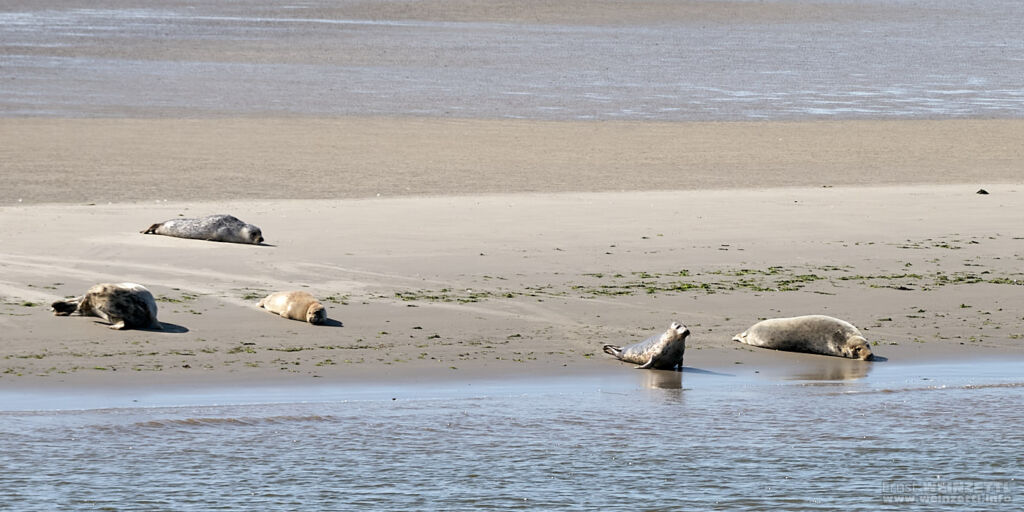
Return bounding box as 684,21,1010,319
1,0,1022,119
1,360,1020,510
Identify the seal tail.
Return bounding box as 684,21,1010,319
141,223,161,234
602,344,623,360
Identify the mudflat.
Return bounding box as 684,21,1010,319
2,117,1022,204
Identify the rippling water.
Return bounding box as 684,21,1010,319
2,360,1020,510
1,0,1022,119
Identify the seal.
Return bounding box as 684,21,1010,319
51,282,161,330
142,214,264,244
732,315,873,360
603,321,689,370
258,291,327,325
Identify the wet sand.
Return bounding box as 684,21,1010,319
2,126,1023,388
3,117,1022,205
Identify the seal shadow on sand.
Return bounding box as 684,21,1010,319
145,238,277,247
321,318,344,328
206,240,277,247
90,321,190,333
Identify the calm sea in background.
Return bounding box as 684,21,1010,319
0,0,1022,120
1,361,1021,510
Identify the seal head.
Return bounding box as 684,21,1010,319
839,335,873,361
305,302,327,325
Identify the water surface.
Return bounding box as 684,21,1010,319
2,360,1020,510
1,0,1022,119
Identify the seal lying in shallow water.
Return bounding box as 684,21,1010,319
258,291,327,325
142,214,264,244
603,322,689,370
51,283,161,330
733,315,873,360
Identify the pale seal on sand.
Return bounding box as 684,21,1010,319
258,291,327,325
142,214,264,244
733,315,873,360
603,322,689,370
51,282,161,330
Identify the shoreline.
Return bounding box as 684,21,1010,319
2,354,1022,412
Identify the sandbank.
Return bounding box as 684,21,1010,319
2,160,1023,388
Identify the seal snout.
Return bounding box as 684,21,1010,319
858,345,875,361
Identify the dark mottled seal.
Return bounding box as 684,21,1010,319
603,322,689,370
51,282,161,330
733,315,873,360
142,214,264,244
258,291,327,325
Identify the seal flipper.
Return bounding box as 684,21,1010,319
637,357,656,369
141,223,161,234
602,344,623,360
51,298,81,316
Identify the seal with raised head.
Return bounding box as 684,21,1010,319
258,291,327,325
142,214,264,244
733,315,873,360
51,282,161,330
603,321,689,370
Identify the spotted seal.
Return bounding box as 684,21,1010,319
603,321,689,370
258,291,327,325
142,214,264,244
51,282,161,330
733,315,873,360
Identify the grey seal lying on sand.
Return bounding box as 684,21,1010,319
733,315,873,360
258,291,327,325
51,282,161,330
603,322,689,370
142,214,264,244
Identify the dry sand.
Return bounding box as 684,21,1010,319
1,117,1022,388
